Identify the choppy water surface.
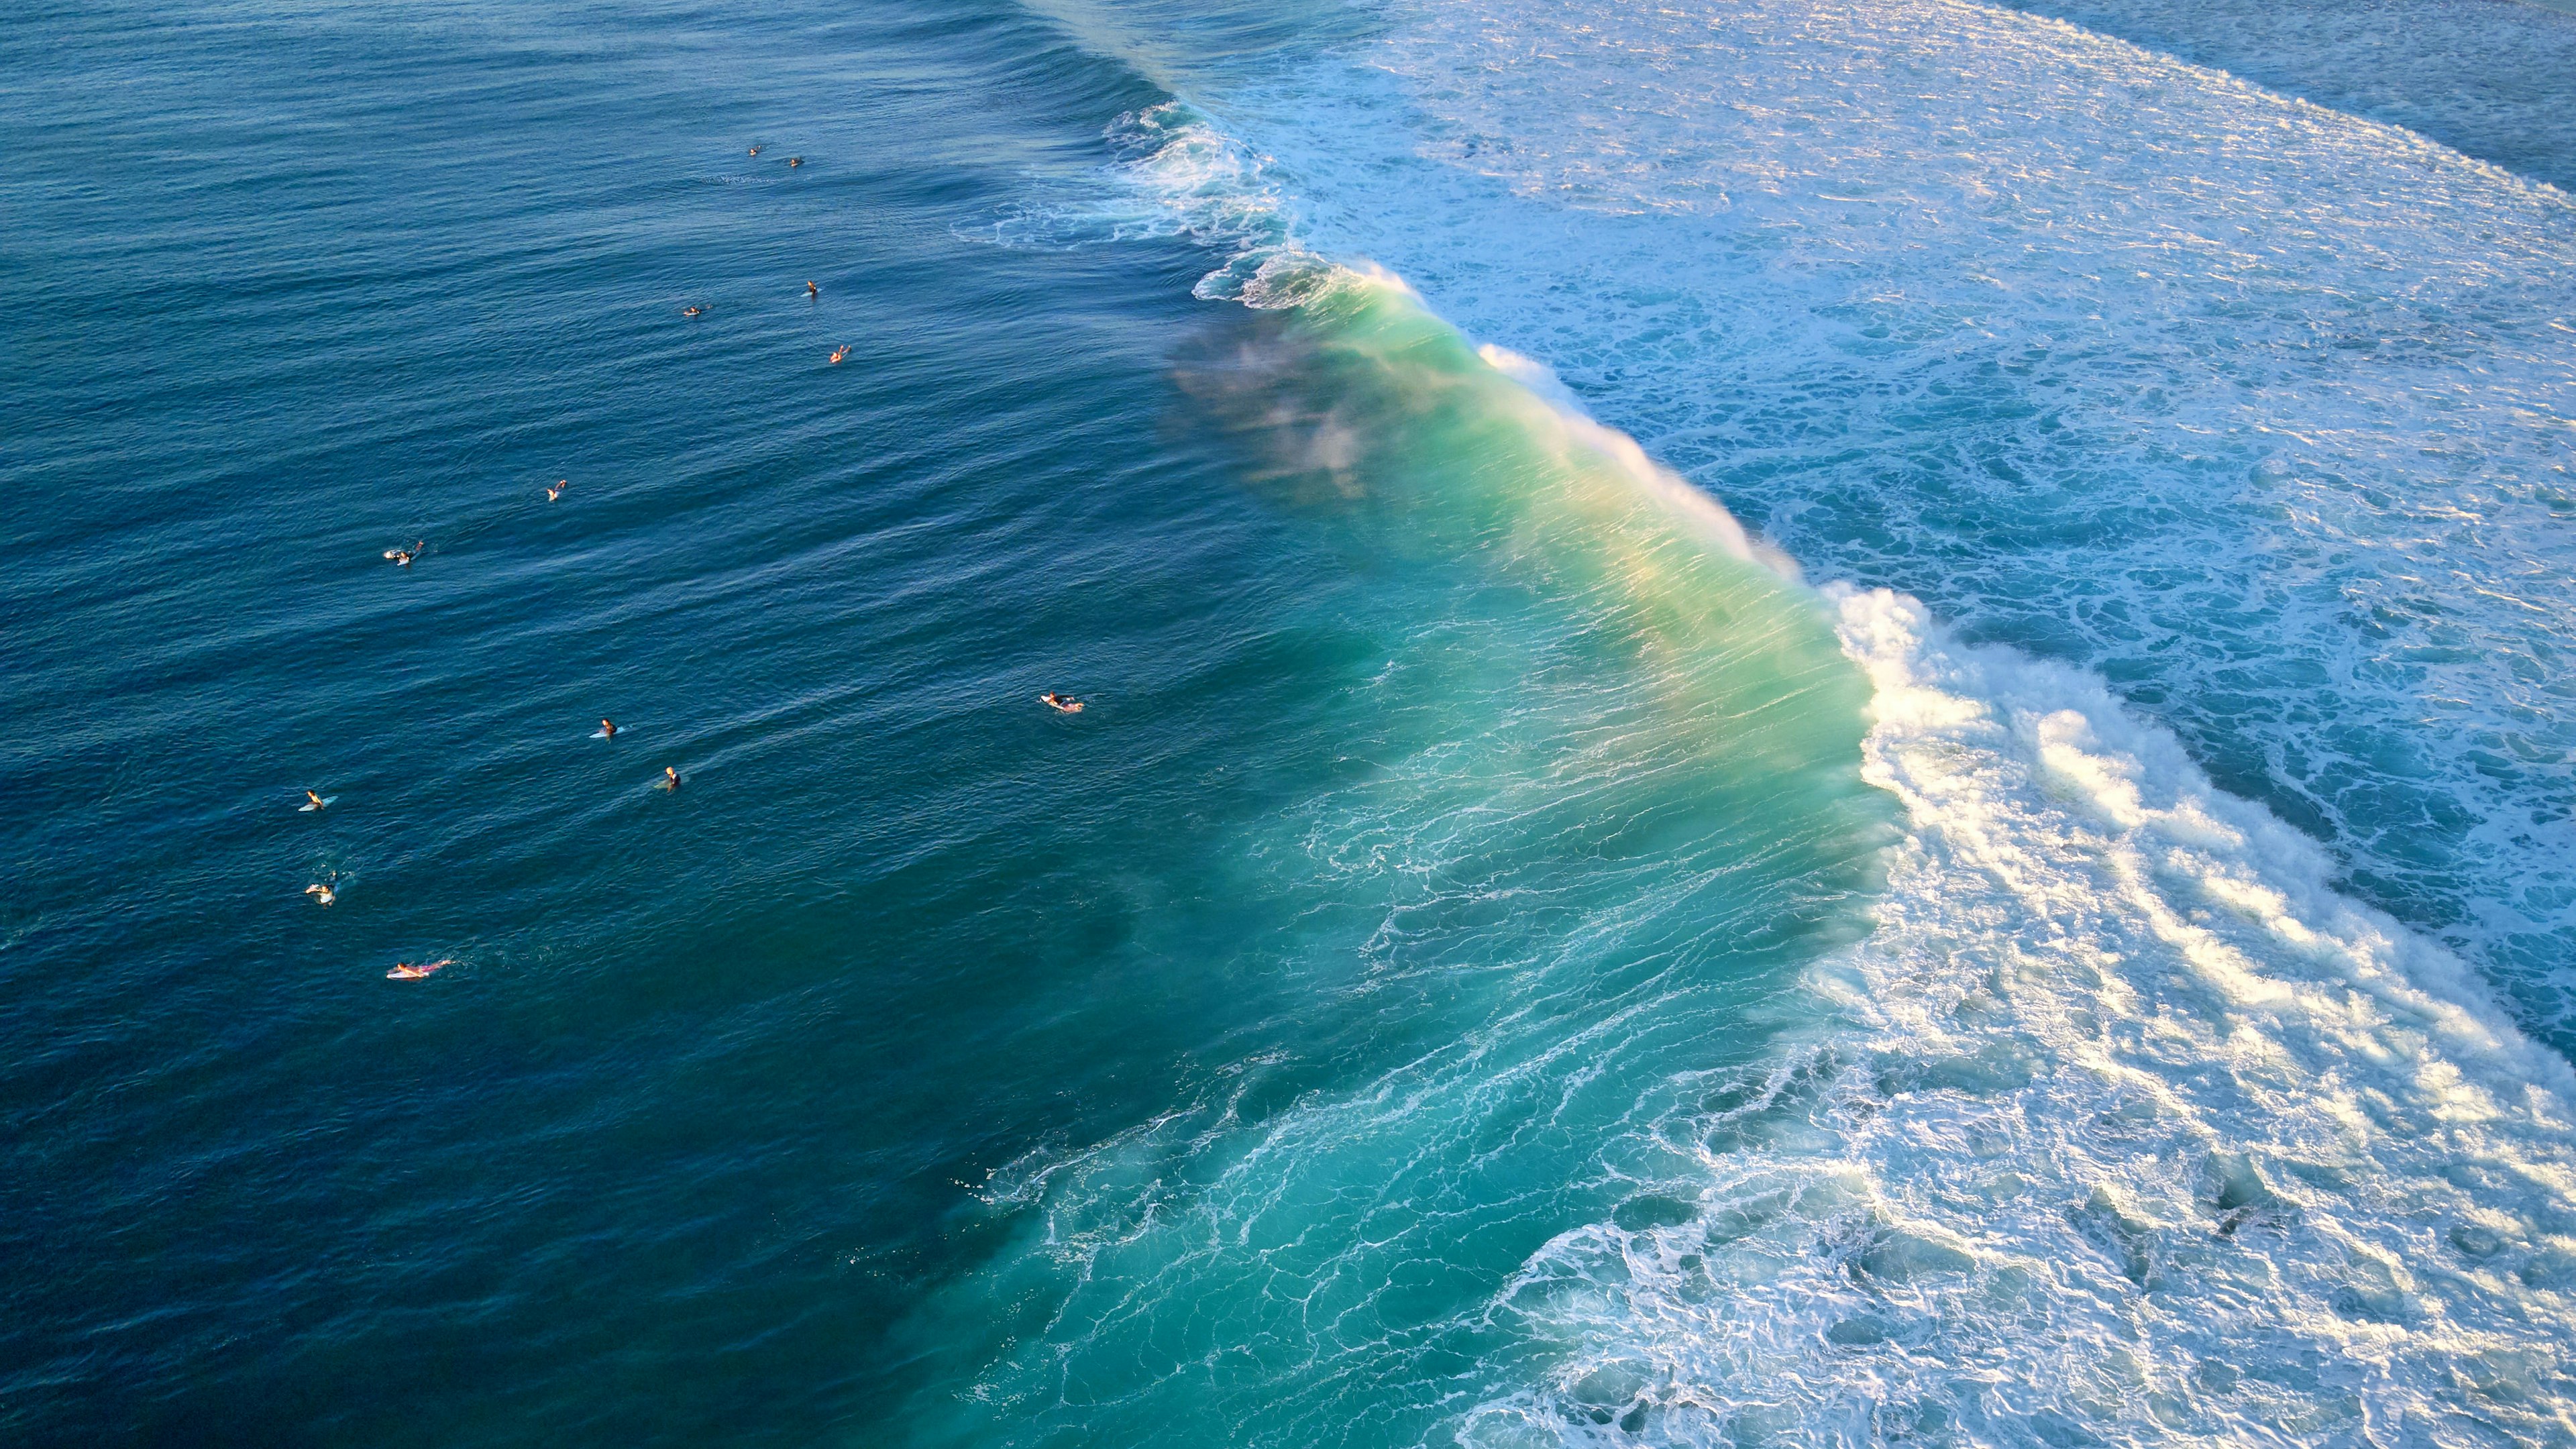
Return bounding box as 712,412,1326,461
7,0,2576,1444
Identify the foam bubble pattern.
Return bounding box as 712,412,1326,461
1457,587,2576,1445
1177,0,2576,1047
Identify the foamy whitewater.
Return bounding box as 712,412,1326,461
961,0,2576,1440
1489,587,2576,1444
1201,0,2576,1039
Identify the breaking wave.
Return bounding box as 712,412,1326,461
939,2,2576,1438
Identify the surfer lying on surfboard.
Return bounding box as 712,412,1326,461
386,959,451,980
1040,692,1084,714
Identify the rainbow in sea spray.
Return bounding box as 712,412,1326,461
937,30,2576,1444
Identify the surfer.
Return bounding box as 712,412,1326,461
600,718,618,739
787,156,803,168
386,959,451,980
659,765,680,790
682,305,703,317
1040,692,1085,714
384,541,421,566
304,790,329,811
829,344,849,364
305,879,337,906
806,280,818,298
547,479,566,501
749,146,761,156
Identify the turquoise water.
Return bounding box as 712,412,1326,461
3,1,1882,1439
9,0,2576,1444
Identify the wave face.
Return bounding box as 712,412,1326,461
1177,0,2576,1056
930,0,2576,1440
898,254,1900,1449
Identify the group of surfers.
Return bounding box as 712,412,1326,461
338,140,1085,978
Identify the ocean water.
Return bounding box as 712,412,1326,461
6,0,2576,1446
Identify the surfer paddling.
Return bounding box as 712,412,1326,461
305,879,337,906
386,959,451,980
1040,692,1085,714
682,305,704,317
384,541,422,566
547,479,566,501
828,344,849,364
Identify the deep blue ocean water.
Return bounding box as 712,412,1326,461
9,0,2576,1444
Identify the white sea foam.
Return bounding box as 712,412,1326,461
982,1,2576,1436
1175,0,2576,1038
1464,589,2576,1444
